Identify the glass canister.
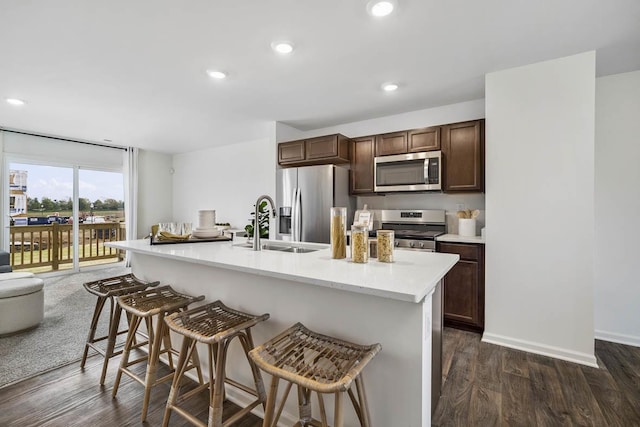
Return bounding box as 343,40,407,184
351,224,369,263
377,230,394,263
330,207,347,259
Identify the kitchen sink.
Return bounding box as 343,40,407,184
232,242,320,253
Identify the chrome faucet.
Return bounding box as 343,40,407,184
252,195,277,251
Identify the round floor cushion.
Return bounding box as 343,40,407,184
0,277,44,336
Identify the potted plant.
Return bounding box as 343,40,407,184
245,201,270,241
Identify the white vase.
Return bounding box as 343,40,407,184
458,218,476,237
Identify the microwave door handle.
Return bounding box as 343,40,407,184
424,159,430,184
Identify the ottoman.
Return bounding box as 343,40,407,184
0,273,44,335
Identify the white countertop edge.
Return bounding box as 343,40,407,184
436,234,485,244
108,240,458,304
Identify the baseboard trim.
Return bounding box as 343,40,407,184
481,332,598,368
595,329,640,347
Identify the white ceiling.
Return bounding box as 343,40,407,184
1,0,639,154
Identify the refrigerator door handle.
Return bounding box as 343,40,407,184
291,188,298,241
296,187,302,241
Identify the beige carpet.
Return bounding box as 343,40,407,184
0,265,130,388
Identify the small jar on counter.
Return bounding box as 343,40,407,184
376,230,394,263
351,224,369,264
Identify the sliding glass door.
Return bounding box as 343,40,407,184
6,161,125,273
78,169,125,268
8,163,74,273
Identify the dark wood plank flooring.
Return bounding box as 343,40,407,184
433,328,640,427
0,352,262,427
1,329,639,426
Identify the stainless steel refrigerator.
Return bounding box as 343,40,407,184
276,165,354,244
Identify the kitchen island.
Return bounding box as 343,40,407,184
107,239,459,426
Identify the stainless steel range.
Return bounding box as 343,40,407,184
373,209,446,252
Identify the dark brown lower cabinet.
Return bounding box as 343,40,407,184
437,242,484,332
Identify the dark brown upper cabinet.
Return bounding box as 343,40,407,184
278,134,351,167
375,131,408,156
408,126,440,152
442,120,484,192
278,140,306,165
350,136,375,195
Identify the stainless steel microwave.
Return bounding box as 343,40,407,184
374,151,442,192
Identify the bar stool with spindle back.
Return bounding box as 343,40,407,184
80,273,159,385
249,322,381,427
162,300,270,427
112,285,205,422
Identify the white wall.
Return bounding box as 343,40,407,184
298,99,485,139
172,132,277,232
594,70,640,347
137,149,173,238
484,52,597,366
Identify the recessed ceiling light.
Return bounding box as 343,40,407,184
271,41,294,55
381,82,399,92
6,98,26,106
207,70,227,79
367,0,396,17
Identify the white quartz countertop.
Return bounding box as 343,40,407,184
436,234,486,244
107,239,459,303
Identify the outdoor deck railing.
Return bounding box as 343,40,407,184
9,222,126,271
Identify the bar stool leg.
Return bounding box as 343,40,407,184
141,313,165,422
112,314,141,397
334,390,344,427
162,320,175,370
80,296,107,368
99,297,122,385
209,339,229,427
262,375,280,427
356,375,372,427
239,329,267,404
162,335,192,427
317,392,329,427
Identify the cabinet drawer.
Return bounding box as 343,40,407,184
437,242,481,261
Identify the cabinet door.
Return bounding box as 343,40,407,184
375,131,408,156
408,126,440,152
278,140,305,165
437,242,484,332
350,136,375,194
306,135,338,160
443,260,479,326
442,120,484,192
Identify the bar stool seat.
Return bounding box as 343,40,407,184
249,323,381,427
112,285,205,422
163,300,269,427
80,273,159,385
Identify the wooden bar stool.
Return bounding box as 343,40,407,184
249,323,381,427
80,273,159,385
112,285,205,422
162,300,269,427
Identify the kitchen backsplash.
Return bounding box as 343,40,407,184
357,193,486,234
